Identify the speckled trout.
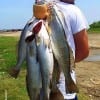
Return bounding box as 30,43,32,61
9,18,54,100
26,20,54,100
9,18,42,100
35,21,53,100
26,39,42,100
48,6,79,93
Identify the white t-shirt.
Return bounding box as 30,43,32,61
57,71,77,99
54,1,89,58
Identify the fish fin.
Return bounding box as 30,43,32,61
65,80,79,93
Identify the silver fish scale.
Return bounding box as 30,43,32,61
50,9,70,63
48,7,78,93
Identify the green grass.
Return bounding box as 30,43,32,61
0,36,28,100
78,93,90,100
88,27,100,33
0,71,29,100
0,36,90,100
0,36,26,72
0,36,18,71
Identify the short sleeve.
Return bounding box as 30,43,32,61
70,7,89,34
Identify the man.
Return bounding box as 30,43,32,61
48,0,89,100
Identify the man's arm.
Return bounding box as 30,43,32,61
73,29,89,62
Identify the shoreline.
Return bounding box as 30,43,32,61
0,31,100,49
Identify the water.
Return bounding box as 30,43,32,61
84,48,100,61
85,55,100,61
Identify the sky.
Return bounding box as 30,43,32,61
0,0,100,29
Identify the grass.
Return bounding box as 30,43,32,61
78,93,90,100
0,36,18,71
0,36,90,100
88,27,100,34
0,36,28,100
0,71,29,100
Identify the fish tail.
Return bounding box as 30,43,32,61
65,80,79,93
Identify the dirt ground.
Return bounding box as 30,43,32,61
76,34,100,100
0,32,100,100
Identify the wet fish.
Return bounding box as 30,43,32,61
48,6,79,93
9,18,42,100
36,21,54,100
12,17,37,71
9,18,54,100
26,20,54,100
26,40,42,100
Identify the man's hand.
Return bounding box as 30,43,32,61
47,2,54,10
9,67,20,78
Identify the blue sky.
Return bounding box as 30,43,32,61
0,0,100,29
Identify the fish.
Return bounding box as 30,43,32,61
9,18,42,100
26,39,42,100
9,18,54,100
48,6,79,93
19,19,45,100
26,20,54,100
12,17,37,71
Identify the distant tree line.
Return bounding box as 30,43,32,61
0,29,22,32
90,21,100,28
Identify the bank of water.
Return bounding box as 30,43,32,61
85,48,100,61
